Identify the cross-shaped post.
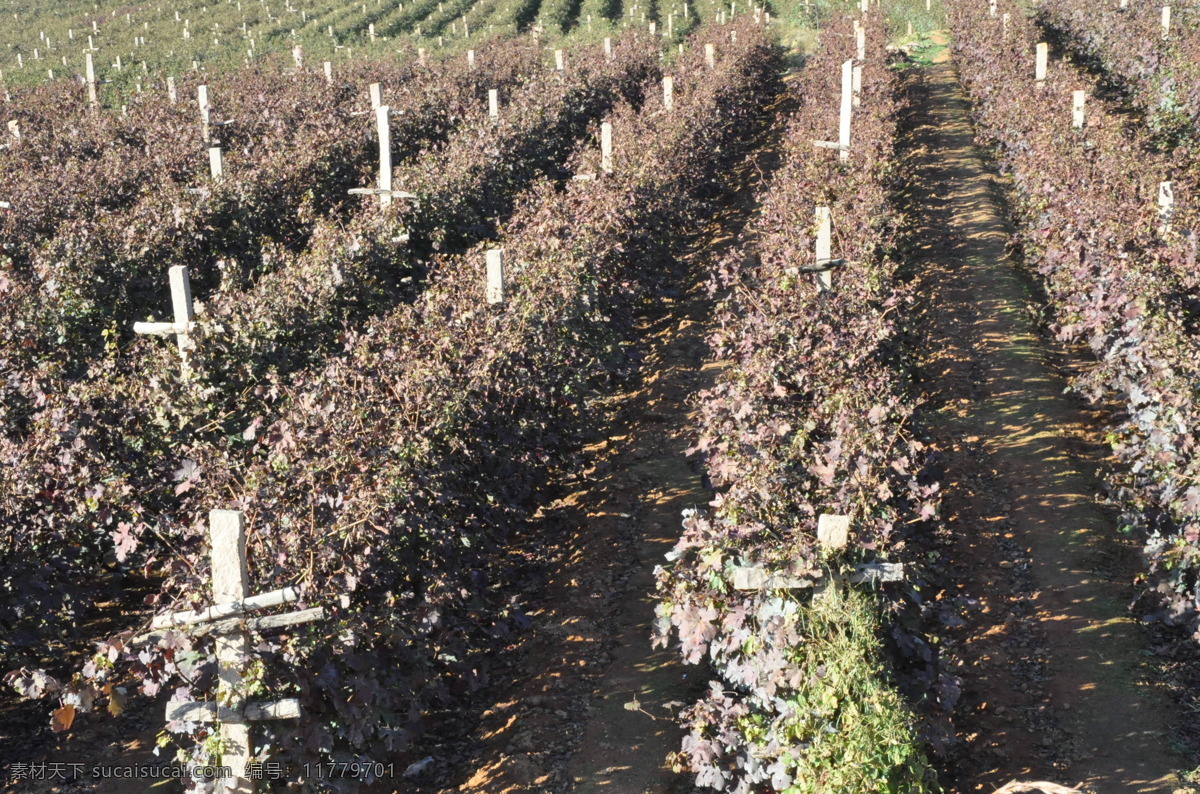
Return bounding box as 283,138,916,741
729,514,904,593
212,509,253,794
148,509,324,792
348,105,416,207
133,265,195,379
812,60,853,161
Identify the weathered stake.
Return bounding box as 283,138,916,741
600,121,613,173
376,105,393,207
1035,42,1048,84
1072,89,1086,128
486,248,504,304
210,509,252,794
133,265,195,379
1158,181,1174,234
663,75,674,110
815,206,833,291
208,147,224,181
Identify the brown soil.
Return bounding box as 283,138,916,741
899,59,1187,793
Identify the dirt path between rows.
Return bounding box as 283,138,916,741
411,93,793,794
899,59,1187,792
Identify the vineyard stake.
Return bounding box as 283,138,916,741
376,105,392,206
369,82,382,109
663,75,674,110
85,52,98,105
1072,90,1085,129
852,64,862,108
488,88,499,119
133,265,195,379
468,49,475,68
291,45,303,68
604,37,612,59
814,60,853,161
323,61,332,83
815,206,833,291
601,122,613,173
154,510,323,792
486,249,505,304
211,509,254,794
555,49,564,71
705,43,715,68
856,24,865,60
1161,5,1170,38
209,147,224,181
1158,181,1174,235
198,84,211,142
1035,42,1048,85
6,120,19,142
168,75,177,103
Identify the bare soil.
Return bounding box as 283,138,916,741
898,57,1188,793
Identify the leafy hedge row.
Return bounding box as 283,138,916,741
654,13,941,793
0,34,655,669
1034,0,1200,146
4,20,783,786
949,0,1200,638
0,41,540,375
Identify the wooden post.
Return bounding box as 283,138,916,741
486,249,504,304
855,25,865,60
601,122,613,173
989,0,997,17
198,84,211,143
1072,90,1085,128
133,265,195,378
838,59,852,161
323,61,332,83
209,147,224,180
368,22,376,40
210,510,253,794
663,75,674,110
168,75,176,103
418,47,427,66
376,105,393,207
1161,5,1170,38
705,42,715,68
1035,42,1048,84
488,88,499,119
291,45,303,67
604,37,612,59
649,21,656,36
369,82,381,109
815,206,833,291
1002,12,1010,33
554,49,564,70
85,52,98,105
817,514,850,550
852,64,862,108
467,49,475,68
1158,181,1174,234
